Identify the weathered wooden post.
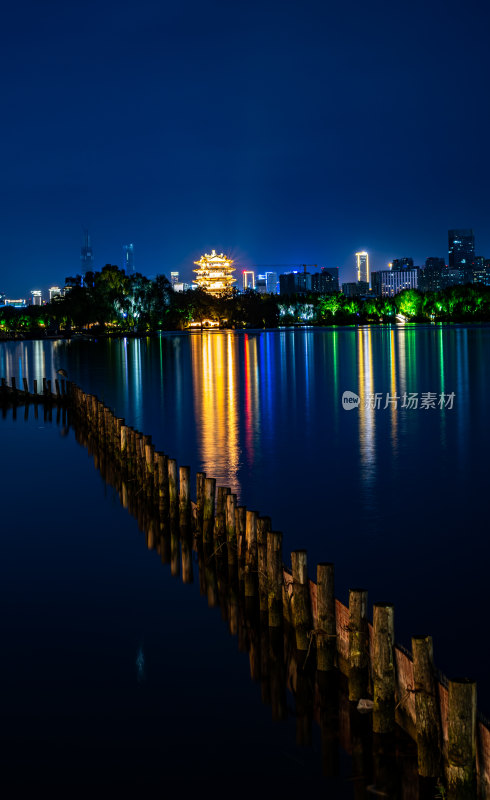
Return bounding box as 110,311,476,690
290,550,313,651
55,379,61,397
120,425,128,460
196,472,206,534
203,477,216,545
145,443,155,500
447,678,477,799
168,458,178,517
372,602,395,734
317,563,336,671
412,635,442,779
179,466,191,528
23,377,29,393
348,588,368,701
236,506,247,581
217,485,230,515
267,531,283,627
257,516,271,612
225,493,237,565
244,510,258,597
33,379,37,395
42,378,47,395
155,452,169,514
11,377,17,392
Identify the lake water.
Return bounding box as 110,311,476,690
0,326,488,792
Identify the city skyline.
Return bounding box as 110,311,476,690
1,1,490,297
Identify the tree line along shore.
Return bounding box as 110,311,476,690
2,264,490,338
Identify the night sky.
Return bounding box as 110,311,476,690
2,0,490,296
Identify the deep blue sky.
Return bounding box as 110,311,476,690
2,0,490,296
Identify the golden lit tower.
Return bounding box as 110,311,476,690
193,249,236,296
355,251,369,283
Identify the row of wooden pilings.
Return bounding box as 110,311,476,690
0,375,69,400
69,382,482,799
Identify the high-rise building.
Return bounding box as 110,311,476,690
193,250,236,296
392,257,414,271
123,243,134,272
170,271,179,288
419,257,447,292
311,267,339,293
342,281,369,297
448,229,475,282
279,271,312,295
49,286,62,302
243,271,255,291
256,275,267,294
265,272,278,293
355,252,369,283
31,290,43,306
81,229,94,272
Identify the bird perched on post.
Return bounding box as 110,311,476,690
56,368,68,378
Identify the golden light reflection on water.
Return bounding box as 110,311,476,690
190,332,241,494
358,328,376,489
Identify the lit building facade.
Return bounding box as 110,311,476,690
356,251,369,283
170,271,179,287
242,271,255,291
193,250,236,296
49,286,62,302
31,290,43,306
371,269,418,297
123,243,134,272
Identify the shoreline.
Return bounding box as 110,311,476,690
2,319,490,342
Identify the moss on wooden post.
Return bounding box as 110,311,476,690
372,602,395,734
447,678,477,799
317,563,336,671
412,635,442,779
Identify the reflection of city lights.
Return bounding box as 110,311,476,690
190,332,240,494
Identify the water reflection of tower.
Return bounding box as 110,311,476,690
190,333,240,494
81,229,94,272
358,328,376,492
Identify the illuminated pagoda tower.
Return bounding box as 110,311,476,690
193,249,236,296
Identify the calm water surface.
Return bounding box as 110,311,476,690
0,326,488,789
